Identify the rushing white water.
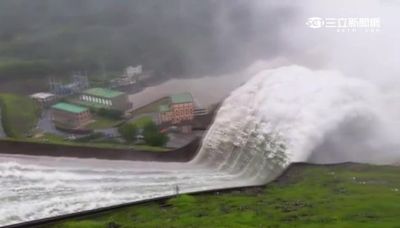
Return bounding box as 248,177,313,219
0,154,246,226
197,65,389,165
1,65,399,226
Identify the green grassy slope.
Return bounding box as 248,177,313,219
0,94,39,137
49,163,400,228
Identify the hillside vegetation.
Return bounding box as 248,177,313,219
0,94,39,137
0,1,236,80
0,0,290,88
50,163,400,227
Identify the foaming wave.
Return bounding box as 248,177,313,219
194,65,397,184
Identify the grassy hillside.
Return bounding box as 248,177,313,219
0,94,39,137
49,163,400,228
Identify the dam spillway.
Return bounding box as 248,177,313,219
1,65,399,226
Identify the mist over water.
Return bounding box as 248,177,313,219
194,64,400,176
215,65,400,164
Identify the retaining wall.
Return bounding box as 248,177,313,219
0,137,201,162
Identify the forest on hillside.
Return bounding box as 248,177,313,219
0,1,293,87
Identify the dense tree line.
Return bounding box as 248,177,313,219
118,120,168,147
0,94,40,138
0,0,292,81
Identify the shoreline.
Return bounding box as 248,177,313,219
0,137,201,162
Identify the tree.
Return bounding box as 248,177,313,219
98,108,123,120
118,123,138,143
143,121,169,147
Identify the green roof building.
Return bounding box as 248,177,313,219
52,102,88,114
159,104,171,113
84,88,124,99
79,87,131,112
170,92,193,104
51,102,92,129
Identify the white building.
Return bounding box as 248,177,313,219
125,65,143,78
30,92,57,108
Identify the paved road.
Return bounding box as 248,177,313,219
166,133,198,149
37,111,70,136
94,128,119,137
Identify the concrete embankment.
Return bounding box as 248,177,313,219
0,138,201,162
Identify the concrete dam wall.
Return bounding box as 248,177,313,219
0,138,201,162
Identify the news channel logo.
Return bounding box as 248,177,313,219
305,17,381,32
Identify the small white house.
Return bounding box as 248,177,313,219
125,65,143,78
30,92,57,108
